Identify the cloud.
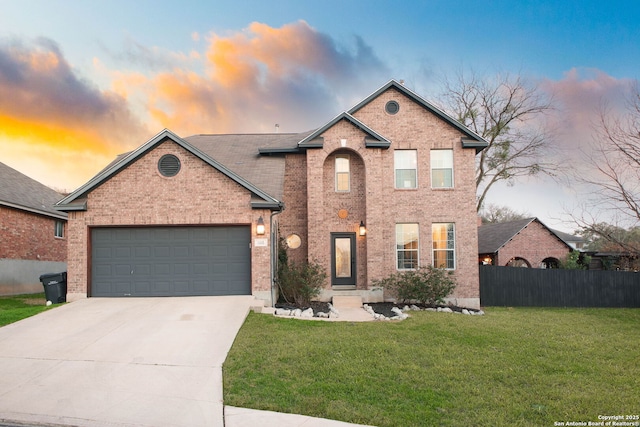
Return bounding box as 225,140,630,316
540,68,634,154
114,20,390,134
0,37,150,191
0,22,390,190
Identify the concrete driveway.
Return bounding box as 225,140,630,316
0,296,258,427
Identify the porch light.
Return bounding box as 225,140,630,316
359,221,367,236
256,216,266,235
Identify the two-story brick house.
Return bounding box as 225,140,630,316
56,80,487,308
0,161,67,295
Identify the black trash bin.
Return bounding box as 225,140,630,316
39,272,67,304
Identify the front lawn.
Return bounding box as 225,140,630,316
0,293,56,327
223,307,640,426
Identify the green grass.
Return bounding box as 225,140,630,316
223,308,640,426
0,293,57,327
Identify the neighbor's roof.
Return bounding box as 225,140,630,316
550,228,584,244
478,218,573,254
0,161,67,220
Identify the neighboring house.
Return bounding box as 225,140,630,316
551,228,586,251
478,218,572,268
0,162,67,295
56,80,488,309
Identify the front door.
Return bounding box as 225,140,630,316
331,233,356,287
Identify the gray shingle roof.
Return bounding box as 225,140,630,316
184,132,312,201
478,217,574,254
477,218,537,254
56,129,310,211
0,161,67,219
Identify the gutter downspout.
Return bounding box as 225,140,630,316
269,204,285,307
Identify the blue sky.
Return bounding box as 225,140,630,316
1,0,639,231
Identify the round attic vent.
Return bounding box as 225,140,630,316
158,154,181,177
385,100,399,115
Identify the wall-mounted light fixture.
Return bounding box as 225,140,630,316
256,216,266,235
359,220,366,236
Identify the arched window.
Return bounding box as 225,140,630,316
541,257,560,269
506,257,531,268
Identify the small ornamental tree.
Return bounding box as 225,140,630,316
372,265,457,306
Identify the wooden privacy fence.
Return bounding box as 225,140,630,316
479,266,640,307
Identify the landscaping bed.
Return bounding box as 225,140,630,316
275,301,482,319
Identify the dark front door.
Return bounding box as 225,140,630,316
331,233,356,287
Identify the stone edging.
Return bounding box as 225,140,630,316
268,303,485,321
364,304,485,321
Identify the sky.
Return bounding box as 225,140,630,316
1,0,639,233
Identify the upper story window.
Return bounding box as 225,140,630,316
394,150,417,189
431,149,454,188
396,223,419,270
432,223,455,269
55,220,64,238
335,154,350,192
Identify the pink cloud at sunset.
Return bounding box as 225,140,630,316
113,20,390,136
541,68,633,155
0,37,150,190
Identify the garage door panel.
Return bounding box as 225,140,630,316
154,246,171,257
135,246,152,258
193,263,209,275
134,264,151,275
114,264,132,276
174,246,190,258
174,264,189,275
133,281,151,294
154,264,171,275
91,226,251,297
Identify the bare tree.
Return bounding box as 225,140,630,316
438,71,556,211
480,203,530,224
571,82,640,254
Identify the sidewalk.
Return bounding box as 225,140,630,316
224,406,376,427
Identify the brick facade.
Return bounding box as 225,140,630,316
65,141,271,300
0,205,66,262
493,221,570,267
61,82,484,308
296,88,480,307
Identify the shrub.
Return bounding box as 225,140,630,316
372,265,457,306
277,259,327,307
561,251,591,270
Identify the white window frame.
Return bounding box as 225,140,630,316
394,150,418,189
335,154,350,192
431,149,454,188
396,223,419,270
432,223,456,269
54,220,64,238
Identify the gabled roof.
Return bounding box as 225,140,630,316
550,228,584,244
185,132,311,201
478,217,573,254
349,80,489,153
55,129,284,211
297,112,391,149
0,161,67,220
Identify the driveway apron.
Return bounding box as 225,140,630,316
0,296,256,427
